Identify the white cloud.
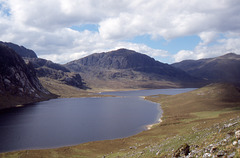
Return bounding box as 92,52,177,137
174,35,240,62
0,0,240,64
198,31,219,45
99,0,240,40
174,50,195,62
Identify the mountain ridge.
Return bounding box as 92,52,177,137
69,48,164,69
172,53,240,85
66,48,203,89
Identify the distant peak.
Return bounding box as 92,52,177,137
108,48,136,54
224,52,237,56
219,53,239,58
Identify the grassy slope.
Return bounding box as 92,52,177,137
0,83,240,157
39,77,113,98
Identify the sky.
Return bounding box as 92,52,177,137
0,0,240,64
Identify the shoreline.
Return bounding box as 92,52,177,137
95,88,148,94
146,118,163,130
142,95,163,130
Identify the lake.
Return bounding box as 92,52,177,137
0,88,195,153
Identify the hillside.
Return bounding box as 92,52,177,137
172,53,240,85
0,41,37,58
0,41,85,92
2,83,239,157
66,48,203,89
0,44,56,109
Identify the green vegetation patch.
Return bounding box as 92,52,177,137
183,109,236,123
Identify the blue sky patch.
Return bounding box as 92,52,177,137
70,24,99,32
0,2,11,16
128,34,201,55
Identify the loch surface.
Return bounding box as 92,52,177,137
0,88,195,152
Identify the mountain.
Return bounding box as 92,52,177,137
65,48,203,89
0,41,37,58
25,58,83,88
172,53,240,85
0,41,84,90
0,44,56,109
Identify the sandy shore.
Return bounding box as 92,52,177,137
146,118,163,130
141,95,163,130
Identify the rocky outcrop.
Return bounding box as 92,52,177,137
0,41,37,58
0,44,56,109
173,143,190,157
25,58,83,89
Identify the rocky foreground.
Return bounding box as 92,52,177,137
110,116,240,158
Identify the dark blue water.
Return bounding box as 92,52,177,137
0,88,194,153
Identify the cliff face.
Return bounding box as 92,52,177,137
0,44,56,109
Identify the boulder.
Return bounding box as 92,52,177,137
173,143,190,157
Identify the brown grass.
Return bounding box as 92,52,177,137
39,77,113,98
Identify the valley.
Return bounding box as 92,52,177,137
1,1,240,157
0,42,240,157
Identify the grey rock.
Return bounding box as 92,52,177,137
129,146,136,149
228,152,235,158
232,141,238,146
235,130,240,139
217,150,226,157
210,146,218,153
203,153,212,158
224,122,238,128
173,143,190,157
